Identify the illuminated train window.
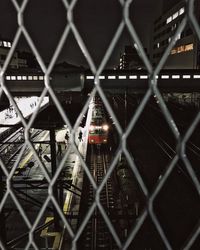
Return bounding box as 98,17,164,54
140,75,148,79
39,76,44,80
193,75,200,79
129,75,137,79
108,76,116,79
172,75,180,79
183,75,191,79
161,75,169,79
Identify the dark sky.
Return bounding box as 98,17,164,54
0,0,162,68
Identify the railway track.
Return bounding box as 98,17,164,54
78,145,120,250
108,95,200,248
144,101,200,181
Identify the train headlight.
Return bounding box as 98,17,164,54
102,124,109,131
90,125,95,131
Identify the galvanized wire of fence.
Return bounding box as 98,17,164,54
0,0,200,249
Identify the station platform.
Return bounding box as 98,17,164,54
39,126,87,249
8,126,88,249
0,96,48,135
3,98,93,249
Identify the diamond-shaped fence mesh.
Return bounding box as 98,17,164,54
0,0,200,249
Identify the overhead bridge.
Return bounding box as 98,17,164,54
3,69,200,95
85,69,200,93
4,70,84,95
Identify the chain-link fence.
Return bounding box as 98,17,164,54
0,0,200,249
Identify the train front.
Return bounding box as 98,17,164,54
88,122,109,144
88,101,109,145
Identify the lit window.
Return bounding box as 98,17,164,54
17,76,22,80
161,75,169,79
168,37,171,43
140,75,148,79
177,45,184,53
134,43,138,50
3,41,7,47
86,76,94,79
33,76,38,80
119,76,126,79
166,16,172,24
172,75,180,79
11,76,16,80
171,43,193,55
185,43,193,51
28,76,33,80
108,76,116,79
22,76,27,80
176,33,181,41
171,49,177,54
157,43,160,48
99,76,105,79
39,76,44,80
6,76,11,80
179,7,185,15
129,75,137,79
173,11,179,20
172,24,177,31
183,75,190,79
7,42,11,47
193,75,200,79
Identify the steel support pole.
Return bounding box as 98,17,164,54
60,182,64,210
49,128,60,230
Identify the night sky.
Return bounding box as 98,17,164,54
0,0,162,68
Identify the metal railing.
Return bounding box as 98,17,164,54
0,0,200,249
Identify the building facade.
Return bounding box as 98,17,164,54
151,0,200,69
118,45,146,70
0,38,28,69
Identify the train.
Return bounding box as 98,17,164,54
88,97,109,144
